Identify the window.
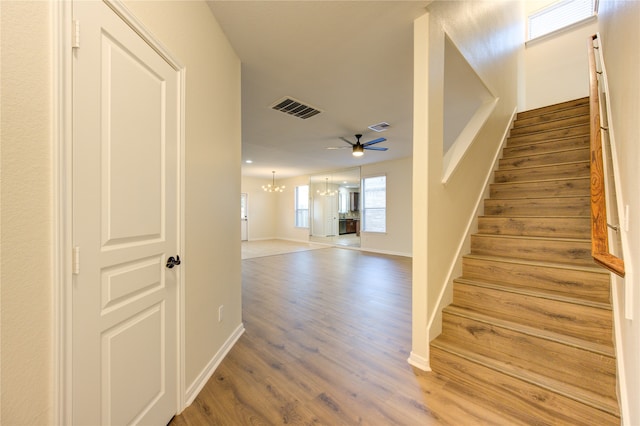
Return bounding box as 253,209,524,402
528,0,597,41
362,175,386,233
295,185,309,228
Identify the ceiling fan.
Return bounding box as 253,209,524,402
327,134,388,157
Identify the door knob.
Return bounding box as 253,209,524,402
166,255,181,269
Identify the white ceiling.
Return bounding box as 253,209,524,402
207,1,430,179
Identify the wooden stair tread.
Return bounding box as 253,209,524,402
490,175,589,186
513,107,590,129
485,194,589,201
431,339,620,417
472,233,589,244
501,146,588,160
515,97,589,120
453,277,611,311
510,114,589,136
508,122,589,137
507,134,589,146
463,253,607,274
479,214,589,219
497,159,589,172
507,128,590,146
442,305,615,357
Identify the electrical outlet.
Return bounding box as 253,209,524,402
218,305,224,323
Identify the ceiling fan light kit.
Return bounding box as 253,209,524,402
329,133,388,157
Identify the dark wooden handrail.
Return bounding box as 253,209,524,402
588,34,625,277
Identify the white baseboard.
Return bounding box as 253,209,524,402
183,323,245,408
359,247,412,258
408,351,431,372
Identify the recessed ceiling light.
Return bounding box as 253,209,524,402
368,122,390,132
245,160,253,164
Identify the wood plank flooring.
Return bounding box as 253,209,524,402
171,248,523,425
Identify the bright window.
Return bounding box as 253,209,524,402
362,176,386,233
528,0,597,41
295,185,309,228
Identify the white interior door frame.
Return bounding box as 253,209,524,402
52,1,186,423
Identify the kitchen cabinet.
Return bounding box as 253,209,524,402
350,192,359,211
340,219,360,235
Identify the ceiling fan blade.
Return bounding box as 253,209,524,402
364,146,388,151
326,146,351,150
362,137,386,146
339,136,355,146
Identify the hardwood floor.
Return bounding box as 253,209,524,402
171,248,524,425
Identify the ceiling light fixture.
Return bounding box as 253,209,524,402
352,144,364,157
317,177,337,196
263,171,285,193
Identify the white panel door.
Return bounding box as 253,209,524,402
72,1,180,424
325,196,338,237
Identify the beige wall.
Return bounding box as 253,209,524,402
124,0,242,392
361,157,412,256
1,2,54,424
411,0,524,366
598,2,640,424
241,175,279,240
0,1,241,423
276,175,313,242
522,0,598,110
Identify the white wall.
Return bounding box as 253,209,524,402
241,175,278,240
0,1,242,422
124,0,242,393
411,1,523,369
361,157,413,257
522,1,599,110
1,2,53,423
598,2,640,424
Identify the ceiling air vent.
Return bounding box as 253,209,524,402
270,97,322,119
368,122,390,132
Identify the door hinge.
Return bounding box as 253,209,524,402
72,246,80,275
72,20,80,49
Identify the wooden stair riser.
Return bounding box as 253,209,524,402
503,136,589,158
484,196,590,216
429,346,619,425
510,114,589,136
495,161,589,183
499,148,589,169
507,124,589,146
513,104,590,129
462,256,611,304
490,178,589,199
471,234,593,266
440,313,617,399
515,97,589,121
452,282,613,344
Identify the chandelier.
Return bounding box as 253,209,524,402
317,177,337,196
263,171,285,193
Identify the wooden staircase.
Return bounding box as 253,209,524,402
430,98,620,425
